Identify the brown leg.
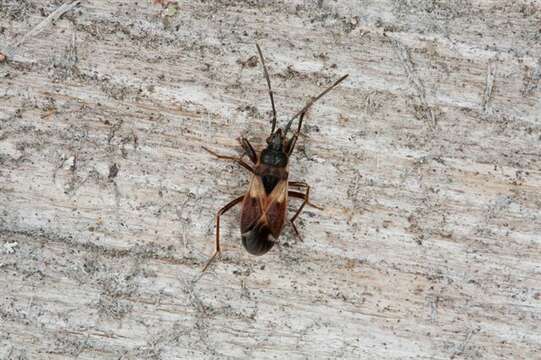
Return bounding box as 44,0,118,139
202,146,254,173
288,190,307,241
239,137,257,164
288,181,323,210
202,195,245,272
288,181,324,240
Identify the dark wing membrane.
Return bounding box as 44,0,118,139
242,221,275,255
264,180,288,238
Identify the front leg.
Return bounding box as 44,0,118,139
202,146,254,173
239,137,258,164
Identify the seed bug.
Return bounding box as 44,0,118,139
202,44,348,271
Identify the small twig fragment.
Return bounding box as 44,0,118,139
482,59,497,114
389,37,436,127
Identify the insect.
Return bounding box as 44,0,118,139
202,44,348,271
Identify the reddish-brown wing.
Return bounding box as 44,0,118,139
240,175,288,238
240,175,265,233
240,175,288,256
263,179,288,238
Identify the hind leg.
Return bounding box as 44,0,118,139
202,195,244,272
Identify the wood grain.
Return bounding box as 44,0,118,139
1,1,540,359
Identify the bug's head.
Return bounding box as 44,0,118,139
261,128,288,166
266,128,284,151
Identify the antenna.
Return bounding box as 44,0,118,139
284,74,348,135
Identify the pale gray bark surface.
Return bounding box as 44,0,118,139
1,1,540,359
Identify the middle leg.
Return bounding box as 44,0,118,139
288,181,323,210
288,181,324,240
288,191,308,240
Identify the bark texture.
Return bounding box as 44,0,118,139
1,1,540,359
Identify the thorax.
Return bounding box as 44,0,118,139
255,161,288,195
